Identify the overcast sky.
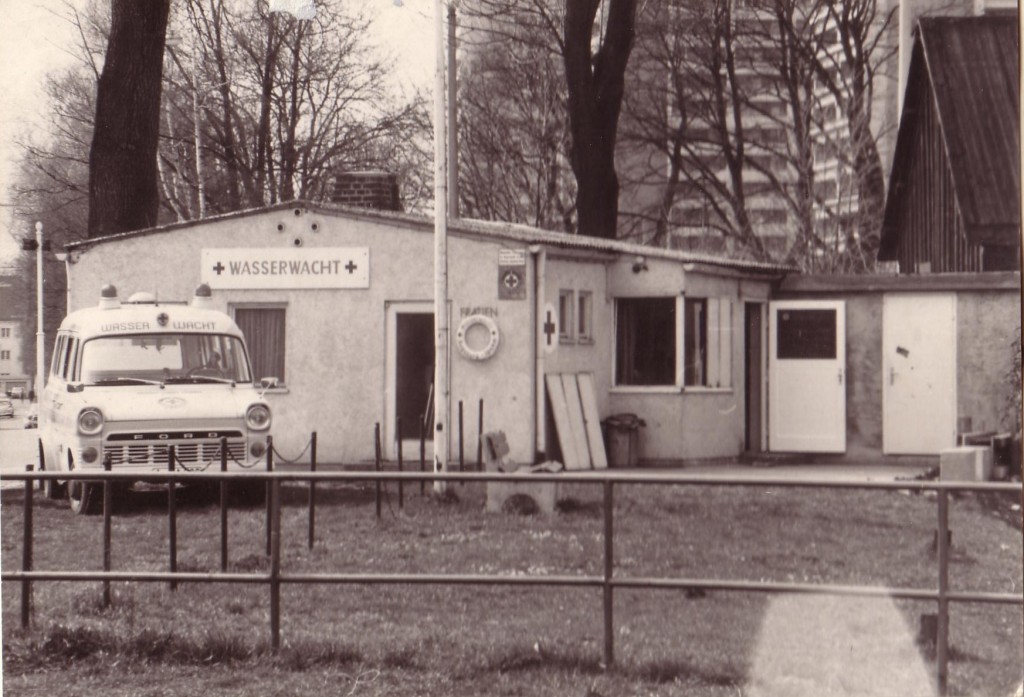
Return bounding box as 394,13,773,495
0,0,436,265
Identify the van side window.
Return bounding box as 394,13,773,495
51,335,66,378
64,338,80,380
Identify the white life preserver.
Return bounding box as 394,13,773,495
456,314,500,361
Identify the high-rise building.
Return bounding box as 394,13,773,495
617,0,1014,268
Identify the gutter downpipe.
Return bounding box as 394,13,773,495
530,245,546,462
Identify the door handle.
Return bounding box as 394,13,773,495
838,369,843,385
889,367,895,385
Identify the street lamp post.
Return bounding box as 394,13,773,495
35,222,44,403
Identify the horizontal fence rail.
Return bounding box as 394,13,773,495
2,468,1021,696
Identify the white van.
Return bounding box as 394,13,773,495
39,283,274,514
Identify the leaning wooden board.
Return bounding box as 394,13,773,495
545,374,584,470
561,373,594,469
577,373,608,469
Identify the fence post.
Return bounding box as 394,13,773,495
476,399,484,471
168,446,177,592
265,436,274,557
220,437,228,572
308,432,317,550
269,476,282,651
374,423,382,519
603,479,614,668
419,415,426,496
21,464,34,629
397,418,404,510
936,489,950,696
458,400,464,476
102,458,113,608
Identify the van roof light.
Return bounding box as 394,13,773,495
192,283,214,309
98,284,120,310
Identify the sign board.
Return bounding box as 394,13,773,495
498,248,527,300
201,248,369,290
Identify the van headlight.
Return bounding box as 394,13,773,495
78,408,104,436
246,404,271,431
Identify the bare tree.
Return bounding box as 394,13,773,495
455,8,575,229
619,0,896,270
87,0,171,237
563,0,638,239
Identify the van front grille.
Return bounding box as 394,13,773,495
103,430,246,468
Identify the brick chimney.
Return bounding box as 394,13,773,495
331,171,402,212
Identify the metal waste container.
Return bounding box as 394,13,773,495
602,414,644,467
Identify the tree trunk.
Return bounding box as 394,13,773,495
87,0,171,237
563,0,636,239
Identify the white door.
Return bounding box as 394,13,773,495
882,294,956,454
768,301,846,453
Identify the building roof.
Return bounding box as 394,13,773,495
879,16,1020,258
65,200,796,276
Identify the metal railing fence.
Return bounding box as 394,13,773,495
1,466,1020,696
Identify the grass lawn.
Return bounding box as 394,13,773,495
2,477,1021,696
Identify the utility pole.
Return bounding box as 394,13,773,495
432,0,450,494
447,3,459,218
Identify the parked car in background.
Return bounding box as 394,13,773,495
0,397,13,419
24,406,38,429
9,386,25,400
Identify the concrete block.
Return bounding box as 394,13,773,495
486,478,558,514
939,446,993,482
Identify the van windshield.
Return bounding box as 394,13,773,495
80,334,252,385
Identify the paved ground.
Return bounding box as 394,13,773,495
0,399,38,486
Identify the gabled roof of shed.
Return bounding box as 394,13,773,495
880,16,1020,259
65,200,796,275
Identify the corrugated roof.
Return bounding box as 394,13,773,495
880,16,1020,256
66,200,796,275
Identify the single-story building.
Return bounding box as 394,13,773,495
61,184,792,467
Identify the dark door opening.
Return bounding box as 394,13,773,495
744,302,763,453
396,313,435,441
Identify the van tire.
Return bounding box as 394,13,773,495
68,480,100,515
39,443,65,500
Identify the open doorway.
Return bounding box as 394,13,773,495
385,302,434,458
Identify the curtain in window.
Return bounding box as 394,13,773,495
615,300,637,384
235,308,286,383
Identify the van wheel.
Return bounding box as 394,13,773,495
68,480,100,515
39,442,65,500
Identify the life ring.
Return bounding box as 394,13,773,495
456,314,500,361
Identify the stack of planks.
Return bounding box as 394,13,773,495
545,373,608,470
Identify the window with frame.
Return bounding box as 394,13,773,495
615,297,676,386
684,296,732,388
577,291,593,343
558,289,575,343
1,327,10,337
233,306,287,385
1,350,10,360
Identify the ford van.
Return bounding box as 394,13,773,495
39,284,274,513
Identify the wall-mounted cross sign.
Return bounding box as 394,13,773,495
542,302,558,354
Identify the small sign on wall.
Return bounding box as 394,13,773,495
498,248,527,300
202,248,369,289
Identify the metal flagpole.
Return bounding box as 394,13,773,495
432,0,449,494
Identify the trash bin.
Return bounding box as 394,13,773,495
602,414,644,467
